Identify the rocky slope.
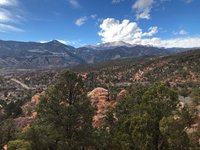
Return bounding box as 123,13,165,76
88,87,128,128
75,45,172,64
0,40,85,69
74,49,200,89
12,87,127,130
0,40,177,69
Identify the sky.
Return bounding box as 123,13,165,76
0,0,200,48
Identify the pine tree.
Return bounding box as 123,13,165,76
22,71,95,150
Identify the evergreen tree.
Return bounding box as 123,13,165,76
110,83,192,150
0,119,16,149
22,71,94,150
7,140,32,150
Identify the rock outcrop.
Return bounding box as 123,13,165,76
21,92,44,118
15,92,44,132
88,87,117,128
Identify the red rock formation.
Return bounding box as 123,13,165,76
31,93,43,105
16,92,44,132
21,92,44,118
88,87,128,128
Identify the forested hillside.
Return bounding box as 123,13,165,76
0,50,200,149
73,49,200,89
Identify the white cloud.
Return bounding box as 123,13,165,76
0,0,18,6
64,40,83,46
39,40,48,43
112,0,124,4
0,9,10,22
98,18,157,43
56,40,68,45
142,26,158,36
0,23,24,32
98,18,200,48
75,16,87,26
0,0,24,32
91,14,97,20
151,37,200,48
173,29,188,35
0,8,18,23
132,0,154,20
179,29,188,35
68,0,80,8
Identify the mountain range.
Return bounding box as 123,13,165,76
0,40,189,69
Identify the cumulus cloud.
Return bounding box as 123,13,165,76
132,0,154,20
98,18,200,48
98,18,157,43
75,16,87,26
68,0,80,8
112,0,124,4
142,26,158,36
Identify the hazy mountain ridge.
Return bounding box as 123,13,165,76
0,40,85,69
0,40,188,69
76,45,172,63
73,49,200,88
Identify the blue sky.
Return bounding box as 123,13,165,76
0,0,200,47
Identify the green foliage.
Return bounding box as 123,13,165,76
7,140,31,150
190,88,200,105
104,83,193,150
0,119,16,149
1,65,199,150
142,83,178,120
179,104,197,128
20,122,58,150
179,88,191,98
160,116,190,150
188,125,200,148
4,100,22,118
0,92,32,119
21,71,95,150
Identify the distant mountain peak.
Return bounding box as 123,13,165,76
99,41,134,47
47,40,63,44
83,41,135,50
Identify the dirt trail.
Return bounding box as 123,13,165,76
11,78,30,90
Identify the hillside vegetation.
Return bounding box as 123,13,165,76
73,49,200,89
0,49,200,149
